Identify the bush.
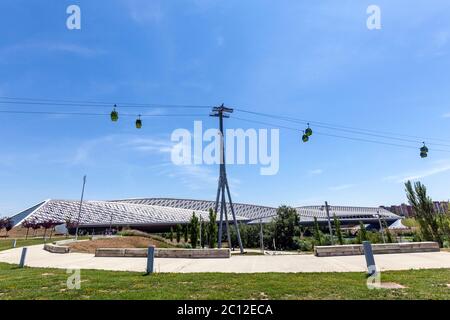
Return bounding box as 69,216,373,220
322,234,334,246
412,231,422,242
119,229,151,237
294,237,314,251
176,243,192,249
367,231,382,244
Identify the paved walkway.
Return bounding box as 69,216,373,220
1,245,450,273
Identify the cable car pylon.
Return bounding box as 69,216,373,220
210,104,244,254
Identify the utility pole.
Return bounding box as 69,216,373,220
75,175,87,240
210,104,244,253
376,211,386,243
324,201,334,245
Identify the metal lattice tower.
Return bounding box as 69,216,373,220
210,104,244,253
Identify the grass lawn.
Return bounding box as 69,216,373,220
0,262,449,300
0,238,66,252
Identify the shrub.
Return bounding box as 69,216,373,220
443,240,450,248
119,229,151,237
322,234,334,245
367,231,382,244
176,243,192,249
294,237,314,252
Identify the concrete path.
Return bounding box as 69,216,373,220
1,244,450,273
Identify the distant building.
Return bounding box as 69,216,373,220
382,201,449,217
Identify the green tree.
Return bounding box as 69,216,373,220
3,218,13,237
405,180,442,245
272,206,300,250
175,224,182,243
385,225,394,243
333,214,344,245
381,219,395,243
169,227,174,242
313,217,323,246
207,208,218,248
357,221,368,243
200,219,207,248
437,210,450,246
189,212,200,248
183,224,189,242
21,220,33,240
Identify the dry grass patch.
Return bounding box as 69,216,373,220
68,236,168,253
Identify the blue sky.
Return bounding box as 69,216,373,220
1,0,450,216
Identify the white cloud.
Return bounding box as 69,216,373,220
383,160,450,183
0,41,104,58
45,43,104,57
126,0,164,24
66,134,221,191
122,136,174,154
309,169,323,175
68,136,116,166
65,134,173,166
155,162,218,191
443,113,450,118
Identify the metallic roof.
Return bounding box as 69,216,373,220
12,199,249,227
12,198,400,227
112,198,277,221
